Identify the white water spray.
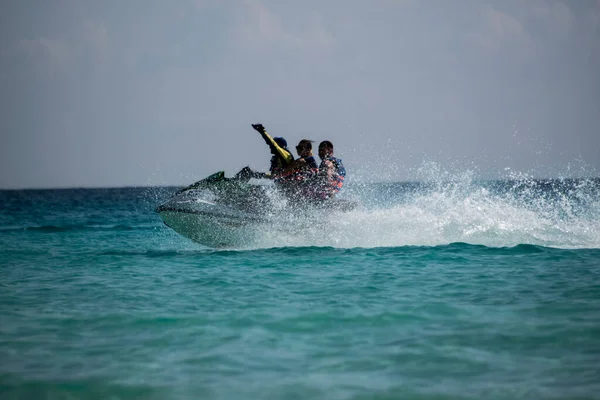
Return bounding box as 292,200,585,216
252,164,600,249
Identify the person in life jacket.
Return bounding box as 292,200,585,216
313,140,346,199
273,139,321,200
234,123,295,181
294,139,319,171
276,139,319,183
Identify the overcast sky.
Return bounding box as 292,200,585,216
1,0,599,188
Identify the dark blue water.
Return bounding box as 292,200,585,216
1,176,599,399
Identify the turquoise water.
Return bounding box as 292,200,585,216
1,176,599,399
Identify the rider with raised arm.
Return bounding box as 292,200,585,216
235,123,294,181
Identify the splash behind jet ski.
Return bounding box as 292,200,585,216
156,171,356,248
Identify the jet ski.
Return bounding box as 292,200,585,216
156,171,357,248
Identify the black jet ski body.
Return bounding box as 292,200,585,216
156,171,356,248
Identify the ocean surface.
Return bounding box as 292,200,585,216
1,173,600,400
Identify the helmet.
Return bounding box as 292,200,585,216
274,137,288,148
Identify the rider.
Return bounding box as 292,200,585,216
277,139,319,182
294,139,319,171
273,139,320,200
235,123,295,181
313,140,346,199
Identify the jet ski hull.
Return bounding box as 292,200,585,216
156,198,269,248
158,210,258,248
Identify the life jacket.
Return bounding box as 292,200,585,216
304,156,346,200
321,156,345,194
270,154,288,176
274,156,319,184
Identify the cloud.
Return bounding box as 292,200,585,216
468,4,536,60
9,19,110,77
237,0,335,50
17,37,72,75
82,20,110,64
530,1,573,36
481,6,528,43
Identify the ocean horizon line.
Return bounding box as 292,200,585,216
1,175,599,192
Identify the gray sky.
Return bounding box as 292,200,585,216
1,0,599,189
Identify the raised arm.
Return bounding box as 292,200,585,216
251,124,294,166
